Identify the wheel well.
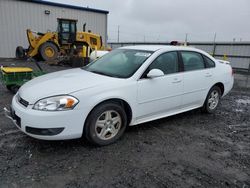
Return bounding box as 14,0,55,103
86,98,133,126
213,82,224,95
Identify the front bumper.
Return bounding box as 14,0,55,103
4,95,87,140
4,107,21,128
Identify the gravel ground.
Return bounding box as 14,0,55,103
0,60,249,188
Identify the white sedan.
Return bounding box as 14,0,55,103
4,45,234,145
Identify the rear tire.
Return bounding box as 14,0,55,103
202,86,221,113
15,46,25,59
84,102,127,146
39,42,58,61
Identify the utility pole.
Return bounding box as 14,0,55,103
117,25,120,43
212,33,217,57
213,33,217,43
185,33,188,46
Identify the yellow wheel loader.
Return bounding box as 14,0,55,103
16,18,105,61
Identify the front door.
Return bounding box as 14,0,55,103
136,51,183,122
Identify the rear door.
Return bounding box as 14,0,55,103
180,51,214,109
136,51,183,121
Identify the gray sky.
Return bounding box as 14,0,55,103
47,0,250,42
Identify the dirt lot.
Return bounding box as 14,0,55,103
0,60,249,188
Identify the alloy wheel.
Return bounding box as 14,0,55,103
208,90,219,110
95,110,122,140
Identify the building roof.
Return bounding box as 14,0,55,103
21,0,109,14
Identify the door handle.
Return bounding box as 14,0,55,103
172,78,182,83
205,73,212,77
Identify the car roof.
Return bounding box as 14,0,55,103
119,45,202,53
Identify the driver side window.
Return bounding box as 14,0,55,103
148,51,179,75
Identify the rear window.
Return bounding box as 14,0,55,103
204,56,215,68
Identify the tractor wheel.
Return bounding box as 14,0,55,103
15,46,25,59
39,42,58,61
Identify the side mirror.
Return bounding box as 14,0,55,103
147,69,164,78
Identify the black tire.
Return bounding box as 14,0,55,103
6,85,19,94
11,86,19,94
6,85,13,91
84,102,127,146
15,46,25,59
39,42,58,61
202,86,221,113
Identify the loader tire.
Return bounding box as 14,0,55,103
15,46,25,59
39,42,58,61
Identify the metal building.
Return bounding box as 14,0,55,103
0,0,109,58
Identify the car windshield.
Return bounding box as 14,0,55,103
83,49,153,78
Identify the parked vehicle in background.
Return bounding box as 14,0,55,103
16,19,106,62
4,45,234,145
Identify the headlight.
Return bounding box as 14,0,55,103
33,95,79,111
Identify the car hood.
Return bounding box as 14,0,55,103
18,68,118,104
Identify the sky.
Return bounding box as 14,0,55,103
46,0,250,42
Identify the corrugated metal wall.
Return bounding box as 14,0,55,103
0,0,108,57
109,42,250,70
190,43,250,70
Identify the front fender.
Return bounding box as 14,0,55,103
73,83,137,125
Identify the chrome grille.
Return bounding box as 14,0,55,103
19,97,29,107
17,94,29,107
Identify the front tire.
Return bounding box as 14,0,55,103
84,102,127,146
39,42,58,61
202,86,221,113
